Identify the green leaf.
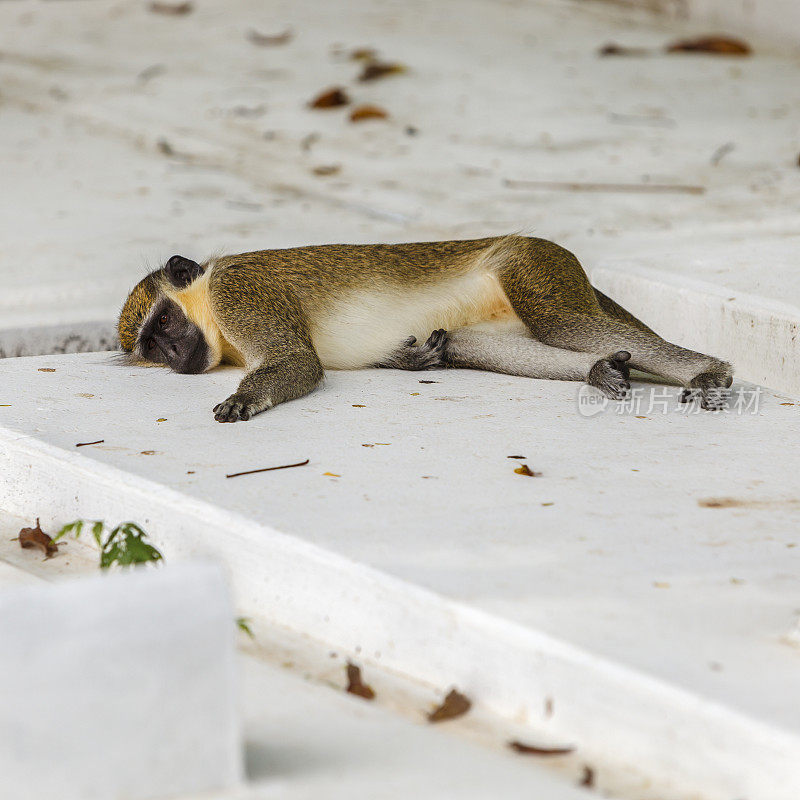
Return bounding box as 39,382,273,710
236,617,255,639
99,523,163,570
91,521,105,547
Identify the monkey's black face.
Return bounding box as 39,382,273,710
138,299,209,374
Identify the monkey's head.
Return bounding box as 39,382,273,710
117,255,212,374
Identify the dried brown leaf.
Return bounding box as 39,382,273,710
17,518,59,559
346,662,375,700
509,741,575,756
149,1,192,15
358,61,406,82
514,464,541,477
312,164,341,176
428,688,471,722
349,104,388,122
598,43,650,57
666,36,751,55
350,47,377,61
309,87,350,109
38,368,56,373
246,28,292,47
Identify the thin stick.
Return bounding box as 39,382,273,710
503,179,705,195
75,440,105,447
226,459,310,479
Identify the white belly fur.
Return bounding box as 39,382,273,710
311,269,518,369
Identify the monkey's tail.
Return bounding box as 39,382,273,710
593,288,656,335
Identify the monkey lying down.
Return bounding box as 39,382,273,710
117,236,732,423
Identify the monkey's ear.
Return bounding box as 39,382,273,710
165,255,203,288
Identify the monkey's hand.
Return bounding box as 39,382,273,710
213,393,272,423
213,351,324,422
378,329,449,371
587,350,631,401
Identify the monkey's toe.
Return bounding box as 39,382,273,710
214,395,256,422
378,328,449,371
587,354,631,401
681,364,733,412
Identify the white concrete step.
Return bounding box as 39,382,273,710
0,561,241,800
1,352,799,800
0,544,595,800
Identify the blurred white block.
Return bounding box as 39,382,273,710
0,562,242,800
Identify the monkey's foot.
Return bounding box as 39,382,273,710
213,394,271,423
378,329,448,371
679,362,733,411
587,350,631,400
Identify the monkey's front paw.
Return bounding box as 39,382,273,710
587,350,631,401
379,329,449,371
679,363,733,411
213,394,270,423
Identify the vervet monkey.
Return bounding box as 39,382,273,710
117,236,732,422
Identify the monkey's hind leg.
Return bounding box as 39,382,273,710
409,323,632,400
497,240,732,409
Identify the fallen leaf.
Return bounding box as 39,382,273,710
358,61,406,82
352,404,366,407
581,766,596,788
666,36,751,55
514,464,541,477
149,1,192,15
75,439,104,448
509,741,575,756
362,444,374,447
349,104,388,122
350,47,377,61
410,392,420,396
309,87,350,109
323,472,341,477
157,418,168,422
76,393,95,398
140,450,157,455
346,662,375,700
38,368,56,373
312,164,341,176
541,502,554,507
780,402,795,406
16,518,59,559
246,28,292,46
428,688,471,722
598,42,650,57
187,470,195,474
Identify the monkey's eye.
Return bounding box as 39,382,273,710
159,312,168,326
147,337,156,351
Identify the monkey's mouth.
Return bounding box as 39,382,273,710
175,333,210,374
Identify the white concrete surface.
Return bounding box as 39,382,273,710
0,521,599,800
228,654,596,800
1,352,799,800
0,561,242,800
2,0,800,392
